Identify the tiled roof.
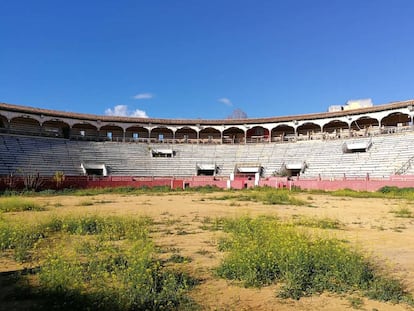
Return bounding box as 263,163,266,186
1,100,413,125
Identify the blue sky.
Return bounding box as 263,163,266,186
1,0,414,119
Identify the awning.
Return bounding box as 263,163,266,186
344,140,372,151
197,164,216,170
81,163,106,170
81,162,108,176
152,149,173,154
237,166,261,173
285,163,303,170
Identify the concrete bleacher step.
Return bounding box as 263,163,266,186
1,132,414,179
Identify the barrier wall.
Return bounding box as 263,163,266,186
292,176,414,191
2,175,414,192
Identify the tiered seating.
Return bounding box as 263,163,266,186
1,132,414,179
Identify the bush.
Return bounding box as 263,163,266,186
216,217,412,303
2,213,195,310
212,188,307,206
38,222,194,310
0,197,44,212
0,221,45,261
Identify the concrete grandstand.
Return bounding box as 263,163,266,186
1,100,414,191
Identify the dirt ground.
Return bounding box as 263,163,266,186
2,191,414,311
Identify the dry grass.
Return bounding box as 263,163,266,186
1,190,414,311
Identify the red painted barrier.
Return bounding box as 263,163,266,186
2,175,414,192
292,176,414,191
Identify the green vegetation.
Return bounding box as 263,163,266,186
0,197,44,212
56,185,174,196
291,216,343,230
0,215,195,310
4,184,414,203
0,185,225,197
347,296,364,309
390,206,413,218
77,200,94,206
309,186,414,201
379,186,414,199
3,186,414,309
216,216,412,303
212,187,307,206
199,216,226,231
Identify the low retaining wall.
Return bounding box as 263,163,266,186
2,175,414,192
292,176,414,191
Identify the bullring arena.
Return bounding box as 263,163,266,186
2,101,414,311
1,99,414,190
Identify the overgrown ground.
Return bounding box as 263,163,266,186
1,187,414,310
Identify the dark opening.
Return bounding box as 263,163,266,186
349,148,367,153
197,169,215,176
152,151,175,158
288,169,301,176
62,127,70,139
85,168,104,176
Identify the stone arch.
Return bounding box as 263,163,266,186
350,116,379,136
42,119,71,138
125,126,149,142
99,124,124,141
175,127,197,142
297,122,322,137
350,116,379,131
0,114,8,132
271,125,295,142
151,126,174,142
10,116,41,136
223,127,245,144
199,127,221,143
72,122,98,140
322,120,349,133
246,126,269,142
381,112,411,127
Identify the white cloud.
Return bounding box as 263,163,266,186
105,105,148,118
130,108,148,118
218,97,233,106
133,93,153,100
345,98,374,107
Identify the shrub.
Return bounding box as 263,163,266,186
38,222,194,310
216,216,412,303
390,206,413,218
2,213,195,310
292,216,343,229
211,188,307,206
0,221,45,261
0,197,44,212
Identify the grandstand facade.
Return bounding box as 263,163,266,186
1,100,414,191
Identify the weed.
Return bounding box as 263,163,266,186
229,201,241,207
0,197,44,212
196,248,212,257
347,296,364,309
94,200,113,204
0,221,45,261
292,216,343,230
168,254,192,263
2,213,196,310
200,217,225,231
211,188,307,206
77,200,94,206
216,216,413,303
390,206,413,218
